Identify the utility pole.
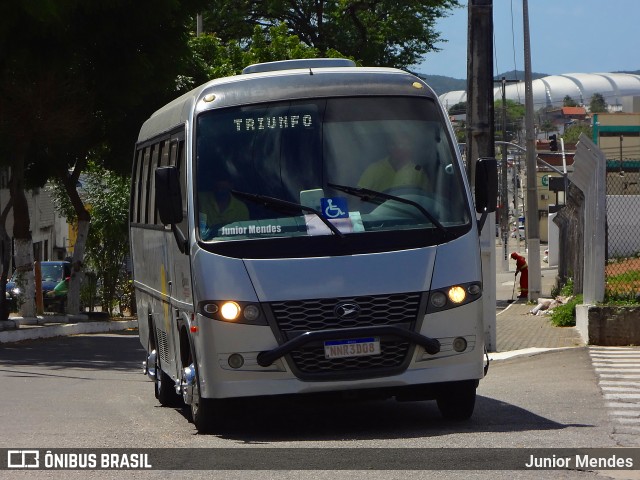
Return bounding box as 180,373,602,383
495,77,519,271
522,0,541,301
467,0,496,350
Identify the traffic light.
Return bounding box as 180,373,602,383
549,134,558,151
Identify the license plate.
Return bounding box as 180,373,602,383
324,338,381,359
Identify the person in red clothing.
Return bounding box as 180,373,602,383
510,252,528,298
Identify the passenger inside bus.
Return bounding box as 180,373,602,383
198,169,249,237
357,132,431,193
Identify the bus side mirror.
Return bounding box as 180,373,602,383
155,166,183,225
474,157,498,214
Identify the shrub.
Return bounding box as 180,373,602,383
550,294,583,327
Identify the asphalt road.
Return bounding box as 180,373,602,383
1,332,635,479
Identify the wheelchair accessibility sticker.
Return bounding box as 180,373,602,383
321,197,349,219
305,197,363,235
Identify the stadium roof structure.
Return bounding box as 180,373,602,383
438,72,640,111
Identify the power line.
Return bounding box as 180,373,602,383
509,0,522,102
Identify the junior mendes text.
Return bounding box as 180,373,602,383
525,453,634,469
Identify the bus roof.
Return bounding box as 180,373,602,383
137,65,438,143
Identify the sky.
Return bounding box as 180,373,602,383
414,0,640,79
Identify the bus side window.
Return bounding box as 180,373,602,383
178,141,187,220
131,149,143,223
160,140,170,167
139,147,151,224
149,143,160,224
170,137,188,232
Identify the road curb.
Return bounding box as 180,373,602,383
488,346,578,361
0,320,138,344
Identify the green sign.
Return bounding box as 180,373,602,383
541,174,549,187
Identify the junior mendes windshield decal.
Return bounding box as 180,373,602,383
216,197,363,237
219,224,283,236
233,114,313,132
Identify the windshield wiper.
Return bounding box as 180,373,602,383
231,190,345,238
327,183,449,235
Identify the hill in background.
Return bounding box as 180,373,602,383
415,70,547,95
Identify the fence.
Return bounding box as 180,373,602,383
606,172,640,301
554,136,640,303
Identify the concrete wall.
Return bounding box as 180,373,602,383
577,305,640,345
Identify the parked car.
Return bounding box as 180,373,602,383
5,261,71,313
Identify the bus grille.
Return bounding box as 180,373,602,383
270,293,421,332
269,293,421,378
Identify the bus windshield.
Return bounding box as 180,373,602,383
195,96,470,243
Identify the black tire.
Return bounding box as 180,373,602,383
436,380,477,420
190,380,216,434
183,338,216,433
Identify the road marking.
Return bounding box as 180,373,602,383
589,346,640,443
607,402,640,408
601,386,640,392
601,381,640,386
604,393,640,400
594,370,640,375
610,411,640,417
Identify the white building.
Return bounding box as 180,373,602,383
439,72,640,112
0,170,71,269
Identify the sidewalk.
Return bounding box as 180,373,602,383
495,299,583,352
0,313,137,344
492,246,585,359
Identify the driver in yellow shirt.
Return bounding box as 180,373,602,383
198,174,249,237
358,133,431,192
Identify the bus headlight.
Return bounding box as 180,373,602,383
430,292,447,308
426,282,482,313
448,286,466,304
220,302,241,321
198,301,267,325
243,304,261,322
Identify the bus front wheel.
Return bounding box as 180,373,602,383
190,383,216,434
185,341,216,433
436,380,477,420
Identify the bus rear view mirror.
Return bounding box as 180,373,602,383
474,157,498,214
155,166,183,225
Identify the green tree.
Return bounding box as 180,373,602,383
589,92,607,113
448,102,467,116
0,0,209,316
183,23,345,88
50,162,130,316
563,95,578,107
494,99,525,142
199,0,461,69
562,124,593,144
453,120,467,144
540,120,556,138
